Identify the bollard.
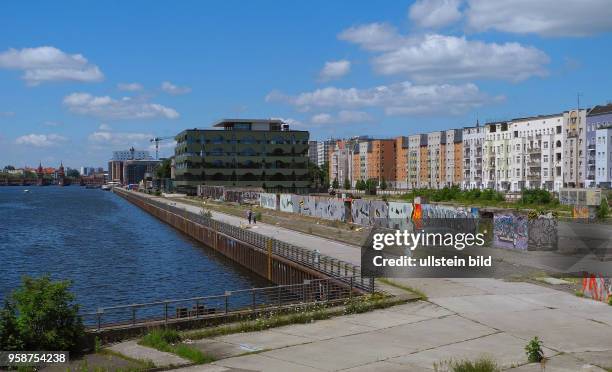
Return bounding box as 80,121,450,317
164,301,168,324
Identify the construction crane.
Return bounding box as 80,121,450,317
150,136,174,160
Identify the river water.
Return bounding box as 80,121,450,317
0,186,269,313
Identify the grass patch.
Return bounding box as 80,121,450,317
184,295,406,340
434,357,500,372
379,278,428,300
98,349,156,369
575,290,585,297
139,329,214,365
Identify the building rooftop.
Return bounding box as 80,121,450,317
211,118,285,127
588,103,612,117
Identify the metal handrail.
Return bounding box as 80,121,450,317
115,189,374,292
82,276,366,331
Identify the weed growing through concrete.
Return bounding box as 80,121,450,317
525,336,544,363
433,357,500,372
139,329,214,364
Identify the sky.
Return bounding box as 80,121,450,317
1,0,612,169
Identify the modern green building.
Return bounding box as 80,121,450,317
173,119,311,194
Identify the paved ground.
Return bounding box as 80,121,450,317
122,192,612,371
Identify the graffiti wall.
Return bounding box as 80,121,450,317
387,201,413,230
572,206,591,219
351,199,371,226
279,194,295,213
197,185,224,200
582,274,612,302
527,216,558,250
369,200,389,227
493,214,528,250
421,204,476,219
291,195,315,217
314,197,346,221
259,193,278,210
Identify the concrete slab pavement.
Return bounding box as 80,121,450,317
107,340,190,368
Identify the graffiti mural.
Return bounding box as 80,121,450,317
369,200,389,226
197,185,224,200
387,201,413,230
493,214,528,250
292,195,316,217
572,206,590,219
527,216,558,250
279,194,295,213
351,199,371,226
259,193,277,210
314,197,346,221
582,274,612,302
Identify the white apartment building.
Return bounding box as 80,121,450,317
444,129,462,187
407,134,426,189
330,147,352,186
595,126,612,188
563,109,587,188
462,126,484,189
427,131,446,189
483,122,512,191
112,149,151,161
507,114,564,192
316,139,336,167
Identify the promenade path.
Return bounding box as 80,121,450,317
122,191,612,371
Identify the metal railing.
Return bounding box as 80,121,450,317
116,189,374,292
82,276,364,331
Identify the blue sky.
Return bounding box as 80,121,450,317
1,0,611,169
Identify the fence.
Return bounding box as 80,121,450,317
116,189,374,293
82,276,363,331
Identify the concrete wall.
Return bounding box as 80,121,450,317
493,214,528,250
279,194,295,213
314,197,346,221
260,193,278,210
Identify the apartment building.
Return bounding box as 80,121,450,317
444,129,462,187
407,134,427,189
595,126,612,188
330,147,352,186
483,122,512,191
587,103,612,187
317,139,336,167
462,126,484,189
505,114,564,192
426,131,446,189
395,136,409,189
173,119,310,194
308,141,318,165
367,139,396,184
562,109,587,188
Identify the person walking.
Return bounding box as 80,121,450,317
253,212,256,224
247,209,252,224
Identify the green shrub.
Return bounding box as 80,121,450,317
0,275,84,352
525,336,544,363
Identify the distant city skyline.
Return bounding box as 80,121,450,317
1,0,612,168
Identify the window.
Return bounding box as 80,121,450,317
543,141,548,149
543,155,548,163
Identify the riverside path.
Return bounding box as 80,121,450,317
116,191,612,371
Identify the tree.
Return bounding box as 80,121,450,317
3,165,15,171
332,178,339,189
156,158,172,179
0,301,23,351
67,169,80,178
597,198,609,220
343,177,351,190
356,179,365,191
380,177,387,190
2,275,84,352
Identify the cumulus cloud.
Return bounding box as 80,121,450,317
15,133,67,147
318,60,351,81
88,130,152,145
339,24,549,82
0,46,103,85
63,93,179,120
117,82,143,91
161,81,191,95
409,0,462,29
311,110,373,124
465,0,612,37
267,81,502,116
98,123,112,131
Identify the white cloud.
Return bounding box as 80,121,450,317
88,130,152,145
465,0,612,37
117,82,143,91
0,46,103,86
63,93,179,120
311,110,373,124
267,81,502,116
409,0,462,29
98,123,112,131
15,133,67,147
318,60,351,81
339,24,549,82
270,117,305,128
161,81,191,95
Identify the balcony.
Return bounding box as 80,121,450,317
527,147,541,154
527,173,541,181
527,161,541,167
